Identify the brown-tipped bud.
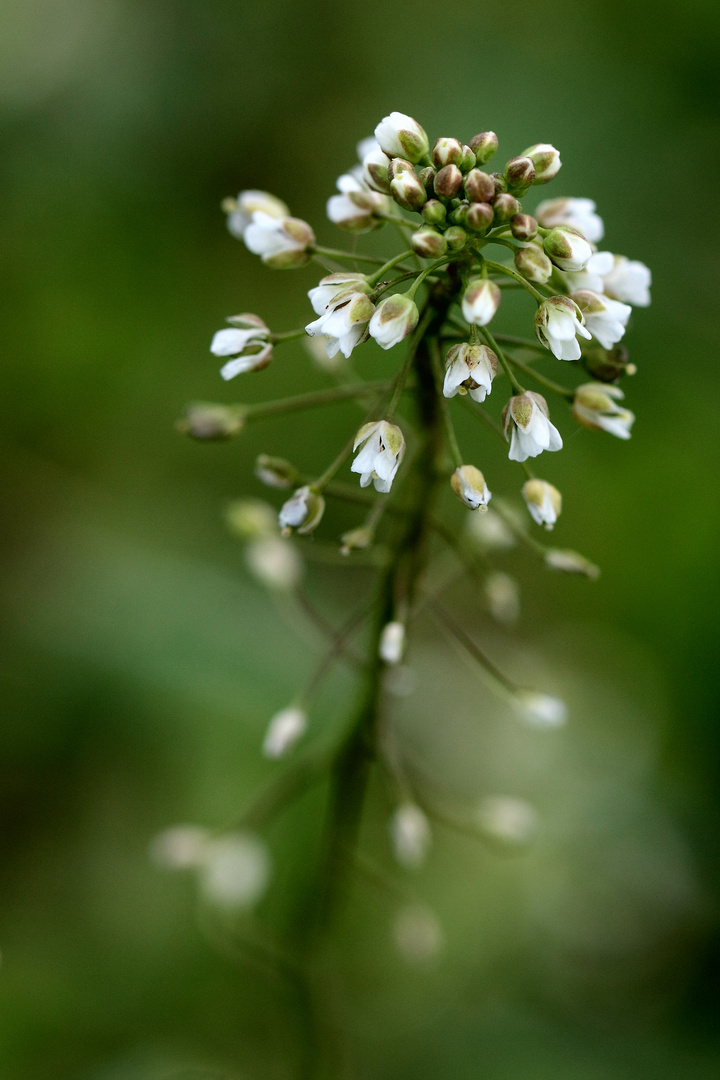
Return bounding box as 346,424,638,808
387,158,415,181
434,164,463,199
583,344,636,383
490,172,508,196
421,199,447,226
449,201,469,227
254,454,298,489
522,143,561,184
418,166,437,193
510,213,538,241
432,137,463,169
466,202,494,234
459,145,477,173
464,169,496,203
514,245,553,284
445,226,468,251
411,226,448,259
390,169,427,212
504,156,536,196
493,193,520,223
469,131,498,165
176,402,245,440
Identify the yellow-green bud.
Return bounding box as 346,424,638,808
418,166,437,193
459,145,477,173
176,403,245,440
421,199,447,226
466,202,494,233
432,137,463,169
254,454,298,489
411,226,448,259
225,499,277,540
514,245,553,284
445,226,468,251
490,172,508,196
504,156,536,196
469,131,498,166
510,213,538,241
434,164,463,199
493,193,520,223
464,168,496,203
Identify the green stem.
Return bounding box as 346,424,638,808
386,307,434,418
314,432,359,491
366,250,416,285
243,380,392,420
269,328,308,344
480,326,525,395
482,258,545,303
493,333,547,353
505,354,574,401
312,246,392,266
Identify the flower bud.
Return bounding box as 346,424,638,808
464,168,496,203
504,155,536,196
583,344,636,382
340,526,374,556
572,382,635,439
199,833,271,910
308,272,370,315
375,112,429,164
534,295,591,361
543,226,593,271
465,202,494,234
351,420,405,493
459,145,477,173
176,403,245,440
484,572,520,626
263,707,307,759
390,803,431,867
451,465,491,511
421,199,447,226
418,166,437,193
390,169,427,212
380,620,406,664
393,905,444,962
245,536,302,590
225,499,277,540
210,317,273,380
432,137,463,169
469,131,498,165
510,213,538,241
445,226,467,251
443,342,497,402
502,392,563,462
493,193,520,223
544,548,600,579
514,245,552,284
461,278,501,326
361,145,393,194
522,143,561,184
411,226,448,259
433,164,463,199
244,213,315,269
490,172,508,196
369,294,419,350
387,157,414,180
449,201,469,227
254,454,298,489
522,479,562,530
278,485,326,536
223,190,289,240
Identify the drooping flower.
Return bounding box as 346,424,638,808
461,278,501,326
223,190,289,240
210,314,272,380
603,256,652,307
351,420,405,493
307,272,369,316
502,392,563,462
305,289,374,359
368,294,418,350
535,196,604,242
374,112,429,163
534,295,592,361
572,383,635,439
327,173,388,232
263,707,307,759
278,485,325,535
451,465,492,510
244,211,315,268
443,343,497,402
522,479,562,530
571,289,632,350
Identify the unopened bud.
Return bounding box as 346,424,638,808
514,245,553,284
375,112,429,164
390,169,427,212
469,131,498,165
543,226,592,271
380,620,406,664
177,403,245,440
387,157,415,180
490,172,508,196
522,143,561,184
445,226,467,251
544,548,600,579
278,485,325,536
583,344,636,382
411,226,448,259
461,278,501,326
418,166,437,193
421,199,447,226
451,465,491,511
434,164,463,199
464,168,496,203
493,193,520,223
504,155,536,196
466,202,494,233
225,499,277,540
522,478,562,530
510,213,538,241
254,454,298,489
340,526,373,556
432,137,463,169
459,145,476,173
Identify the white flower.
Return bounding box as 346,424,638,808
443,343,497,402
573,382,635,439
484,572,520,625
223,190,289,239
522,479,562,530
210,314,272,380
278,485,325,535
563,250,615,293
244,211,315,268
308,272,369,315
199,833,271,909
263,707,307,759
351,420,405,493
461,278,501,326
390,803,431,868
379,620,406,664
502,392,563,463
535,196,604,243
514,691,568,728
368,294,418,350
534,295,592,361
571,289,632,350
476,796,539,844
603,255,652,307
305,289,374,359
374,111,429,163
245,536,303,590
451,465,491,510
543,226,593,271
522,142,562,183
149,825,209,869
327,173,388,232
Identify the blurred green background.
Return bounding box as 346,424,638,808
2,0,720,1077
